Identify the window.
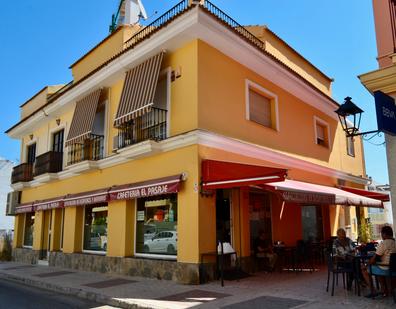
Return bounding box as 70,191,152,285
23,212,35,247
314,117,330,147
246,80,279,131
136,194,177,256
83,204,108,252
249,192,272,249
346,136,355,157
52,129,64,153
27,143,36,164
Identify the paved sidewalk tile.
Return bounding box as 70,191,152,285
0,261,395,309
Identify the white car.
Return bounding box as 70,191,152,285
144,231,177,254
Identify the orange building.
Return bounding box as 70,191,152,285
6,0,384,284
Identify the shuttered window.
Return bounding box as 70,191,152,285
249,89,272,128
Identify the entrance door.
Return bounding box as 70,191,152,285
39,210,52,262
302,206,323,242
216,189,232,244
249,191,272,250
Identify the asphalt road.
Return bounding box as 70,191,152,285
0,279,108,309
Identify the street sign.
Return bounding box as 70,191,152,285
374,90,396,136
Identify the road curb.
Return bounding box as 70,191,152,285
0,271,154,309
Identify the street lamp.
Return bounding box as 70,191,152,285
335,97,379,137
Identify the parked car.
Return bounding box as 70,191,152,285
144,231,177,254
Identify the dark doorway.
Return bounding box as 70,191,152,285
302,206,324,242
216,189,231,243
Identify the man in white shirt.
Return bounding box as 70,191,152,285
362,225,396,298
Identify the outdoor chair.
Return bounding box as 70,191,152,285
368,253,396,302
326,252,355,296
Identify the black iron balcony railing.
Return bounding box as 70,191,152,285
115,107,167,150
124,0,191,50
33,151,63,176
11,163,33,184
67,135,104,166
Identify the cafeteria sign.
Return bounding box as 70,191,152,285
375,91,396,136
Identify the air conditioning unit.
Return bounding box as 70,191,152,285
6,191,21,216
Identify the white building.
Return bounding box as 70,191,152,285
0,158,14,231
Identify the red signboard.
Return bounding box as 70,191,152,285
109,175,182,201
35,200,63,211
64,193,109,207
281,191,335,205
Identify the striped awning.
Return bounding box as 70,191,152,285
66,89,102,146
114,52,164,127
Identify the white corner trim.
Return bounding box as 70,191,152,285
245,79,280,132
12,130,368,189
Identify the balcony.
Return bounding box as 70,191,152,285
115,107,167,150
67,135,104,166
11,163,33,184
33,151,63,177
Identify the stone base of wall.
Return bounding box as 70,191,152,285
49,252,216,284
12,248,40,264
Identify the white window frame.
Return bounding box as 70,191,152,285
81,205,107,256
346,136,355,157
245,79,280,132
134,196,177,261
313,116,331,148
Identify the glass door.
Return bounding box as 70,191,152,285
301,206,324,242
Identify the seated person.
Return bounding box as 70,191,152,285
333,228,355,258
362,225,396,297
254,231,277,270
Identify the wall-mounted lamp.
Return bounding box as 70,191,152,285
335,97,379,138
56,118,61,126
29,134,34,140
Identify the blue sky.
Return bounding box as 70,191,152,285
0,0,388,184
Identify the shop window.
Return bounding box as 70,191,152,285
136,194,177,256
246,80,279,131
83,204,108,252
346,136,355,157
314,117,330,147
23,212,34,247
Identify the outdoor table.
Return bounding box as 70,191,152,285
346,252,375,296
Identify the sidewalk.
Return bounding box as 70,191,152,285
0,261,394,309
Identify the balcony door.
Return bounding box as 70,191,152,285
27,143,36,164
53,129,64,153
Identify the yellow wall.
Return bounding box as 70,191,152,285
13,215,24,248
107,199,135,257
21,85,65,119
197,40,365,177
71,25,140,82
245,26,332,96
62,206,84,253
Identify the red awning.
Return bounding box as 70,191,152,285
340,186,390,202
64,188,110,207
201,160,287,190
109,174,183,201
34,197,64,211
15,203,34,214
263,179,383,208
